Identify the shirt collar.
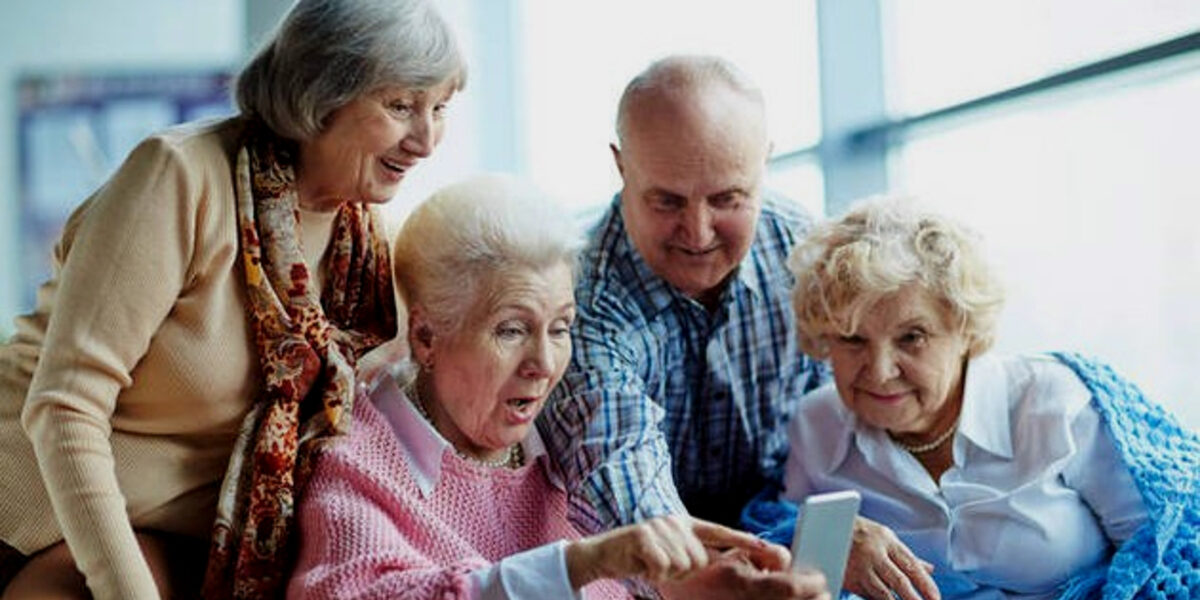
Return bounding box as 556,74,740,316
737,250,765,297
371,375,555,498
806,388,858,473
957,353,1014,459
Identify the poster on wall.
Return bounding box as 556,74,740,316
16,71,234,311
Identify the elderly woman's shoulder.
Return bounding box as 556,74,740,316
994,352,1094,418
794,383,850,425
148,116,247,156
307,389,412,485
342,388,402,454
786,383,852,462
88,116,247,213
121,116,247,171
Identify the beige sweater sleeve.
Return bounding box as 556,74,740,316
20,135,205,600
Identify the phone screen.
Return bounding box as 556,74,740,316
790,489,861,594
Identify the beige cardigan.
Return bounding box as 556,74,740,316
0,118,340,599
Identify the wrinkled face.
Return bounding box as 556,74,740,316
827,285,970,438
615,93,767,304
296,78,457,210
421,263,575,461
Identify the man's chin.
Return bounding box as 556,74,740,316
667,274,726,302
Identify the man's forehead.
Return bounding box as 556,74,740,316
640,180,759,202
628,141,765,188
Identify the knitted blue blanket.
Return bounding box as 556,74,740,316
1051,352,1199,600
741,352,1200,599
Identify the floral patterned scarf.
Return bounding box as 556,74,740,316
202,123,397,599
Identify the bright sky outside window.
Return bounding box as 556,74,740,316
891,63,1200,429
518,0,821,212
884,0,1200,115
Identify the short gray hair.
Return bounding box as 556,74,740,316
393,174,584,335
615,54,764,147
235,0,466,141
789,196,1006,358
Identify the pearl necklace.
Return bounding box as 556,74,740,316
410,383,523,469
890,421,958,454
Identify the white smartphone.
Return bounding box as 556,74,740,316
790,489,861,594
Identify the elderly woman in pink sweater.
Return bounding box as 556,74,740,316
287,175,827,599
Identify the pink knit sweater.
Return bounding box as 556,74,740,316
287,383,630,599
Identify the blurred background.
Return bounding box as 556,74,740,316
1,0,1197,428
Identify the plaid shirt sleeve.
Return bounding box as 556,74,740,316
539,303,687,535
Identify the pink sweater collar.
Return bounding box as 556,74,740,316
369,375,559,498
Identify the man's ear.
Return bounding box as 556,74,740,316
610,143,625,178
407,305,436,366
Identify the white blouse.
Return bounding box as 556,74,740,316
783,353,1148,600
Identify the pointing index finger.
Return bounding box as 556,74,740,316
689,519,790,571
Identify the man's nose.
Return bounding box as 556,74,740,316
677,203,715,248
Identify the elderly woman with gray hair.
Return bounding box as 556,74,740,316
744,196,1199,600
288,175,825,600
0,0,464,597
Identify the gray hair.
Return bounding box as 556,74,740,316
393,174,584,336
615,54,765,147
789,196,1006,358
235,0,466,141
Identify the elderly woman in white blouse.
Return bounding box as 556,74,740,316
741,196,1200,600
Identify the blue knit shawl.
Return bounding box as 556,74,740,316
741,352,1200,599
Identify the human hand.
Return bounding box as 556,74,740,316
658,548,831,600
843,516,939,600
564,515,782,587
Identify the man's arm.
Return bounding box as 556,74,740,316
539,310,687,534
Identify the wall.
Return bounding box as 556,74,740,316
0,0,242,338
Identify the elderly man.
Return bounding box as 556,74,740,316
536,55,822,597
541,52,821,532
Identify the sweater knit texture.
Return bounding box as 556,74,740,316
288,390,629,599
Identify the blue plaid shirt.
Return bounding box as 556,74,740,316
538,192,827,533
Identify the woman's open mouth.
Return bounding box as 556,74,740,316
504,397,540,424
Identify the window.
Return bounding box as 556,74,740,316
880,6,1200,428
884,0,1200,115
517,0,822,213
